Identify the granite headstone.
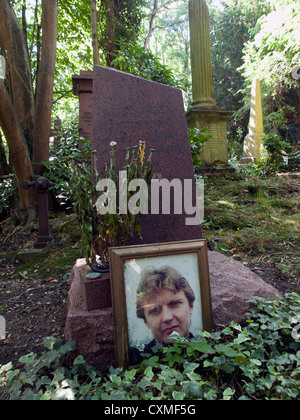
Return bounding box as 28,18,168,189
89,65,202,244
67,67,203,364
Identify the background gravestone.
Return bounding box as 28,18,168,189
91,65,202,244
240,78,265,164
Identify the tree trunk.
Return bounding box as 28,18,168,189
0,0,35,154
33,0,58,176
105,0,117,66
90,0,100,66
0,80,36,214
144,0,158,50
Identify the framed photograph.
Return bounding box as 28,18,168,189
109,239,213,368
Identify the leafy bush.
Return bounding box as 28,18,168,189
1,293,299,400
0,175,17,221
251,133,300,176
188,128,211,170
42,126,97,261
111,42,187,90
43,123,156,265
262,134,287,164
43,122,90,203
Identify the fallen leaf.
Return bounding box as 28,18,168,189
2,339,18,345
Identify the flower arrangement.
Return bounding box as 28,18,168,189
89,141,155,270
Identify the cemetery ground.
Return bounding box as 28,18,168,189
0,171,299,372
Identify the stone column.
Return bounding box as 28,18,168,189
189,0,215,107
240,78,265,163
187,0,232,168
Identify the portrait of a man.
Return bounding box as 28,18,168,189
109,240,212,368
130,265,196,364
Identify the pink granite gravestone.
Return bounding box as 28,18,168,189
66,67,203,368
73,71,93,143
73,66,202,245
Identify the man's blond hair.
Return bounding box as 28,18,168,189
136,266,195,320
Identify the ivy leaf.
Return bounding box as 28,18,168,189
194,342,215,354
215,344,239,358
223,387,234,400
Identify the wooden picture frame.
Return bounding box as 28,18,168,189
109,239,213,368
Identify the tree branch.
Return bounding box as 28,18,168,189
0,0,35,150
144,0,185,50
144,0,158,50
89,0,100,66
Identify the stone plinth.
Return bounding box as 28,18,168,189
72,71,93,143
79,265,111,311
64,255,281,370
209,251,282,326
187,106,232,167
64,259,115,371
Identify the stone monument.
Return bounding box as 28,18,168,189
66,66,203,369
241,78,265,163
73,65,202,244
187,0,232,168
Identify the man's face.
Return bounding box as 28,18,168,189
143,287,194,344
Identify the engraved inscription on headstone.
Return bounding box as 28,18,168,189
91,65,202,244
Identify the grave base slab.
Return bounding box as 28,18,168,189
64,254,281,370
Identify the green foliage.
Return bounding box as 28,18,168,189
42,125,97,262
98,0,146,52
1,294,299,400
240,0,300,138
249,134,300,177
188,128,212,169
111,42,187,89
68,158,96,264
262,133,287,163
140,0,191,90
0,175,17,220
43,125,155,265
211,0,272,112
43,122,88,196
92,142,155,264
241,0,299,92
203,173,300,281
209,0,273,143
0,337,99,401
